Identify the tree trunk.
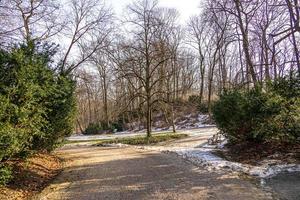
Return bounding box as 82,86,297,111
171,105,176,133
103,75,109,127
146,96,151,138
207,76,213,119
233,0,257,86
76,119,84,134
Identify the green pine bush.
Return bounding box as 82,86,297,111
0,165,13,186
212,74,300,144
84,123,103,135
0,41,76,159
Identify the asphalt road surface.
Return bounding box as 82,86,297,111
34,144,273,200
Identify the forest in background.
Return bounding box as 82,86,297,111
72,0,300,136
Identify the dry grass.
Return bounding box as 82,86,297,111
94,133,188,146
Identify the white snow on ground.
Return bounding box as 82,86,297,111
102,140,300,178
168,147,300,178
127,114,212,132
175,114,212,130
136,137,300,178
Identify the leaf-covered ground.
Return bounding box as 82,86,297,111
0,153,62,200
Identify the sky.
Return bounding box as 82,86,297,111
108,0,202,23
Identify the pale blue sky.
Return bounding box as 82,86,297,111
108,0,202,23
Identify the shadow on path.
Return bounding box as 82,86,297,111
35,146,273,200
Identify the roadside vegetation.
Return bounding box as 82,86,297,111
213,74,300,163
0,43,76,186
92,133,188,146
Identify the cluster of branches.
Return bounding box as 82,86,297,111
76,0,199,136
0,0,114,74
187,0,300,112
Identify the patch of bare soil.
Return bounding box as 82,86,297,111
0,153,62,200
214,142,300,165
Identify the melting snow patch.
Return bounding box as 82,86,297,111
197,114,209,122
216,140,227,149
95,134,300,178
161,147,300,178
249,164,300,178
168,148,248,173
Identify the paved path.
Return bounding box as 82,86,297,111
34,144,273,200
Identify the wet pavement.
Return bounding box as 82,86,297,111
263,172,300,200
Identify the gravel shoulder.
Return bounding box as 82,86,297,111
33,145,273,200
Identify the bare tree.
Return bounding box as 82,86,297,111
285,0,300,73
90,53,112,128
59,0,114,74
0,0,63,44
117,0,180,137
187,15,207,104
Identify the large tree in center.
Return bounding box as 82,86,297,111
121,0,178,137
